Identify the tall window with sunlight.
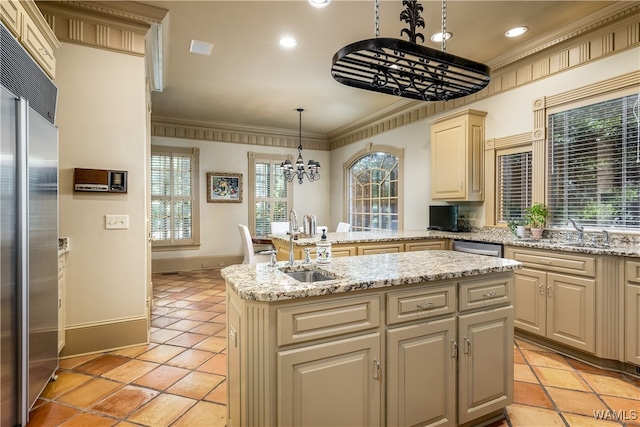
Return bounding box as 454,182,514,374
347,151,400,231
250,154,291,236
151,146,200,247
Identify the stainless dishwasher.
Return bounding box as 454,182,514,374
452,239,503,257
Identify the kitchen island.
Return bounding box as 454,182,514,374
222,250,521,427
269,229,451,261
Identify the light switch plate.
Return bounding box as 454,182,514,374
105,214,129,229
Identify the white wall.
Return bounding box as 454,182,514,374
151,137,331,261
56,43,148,327
331,48,640,229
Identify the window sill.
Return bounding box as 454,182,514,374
152,243,201,252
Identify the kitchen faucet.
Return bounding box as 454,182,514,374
287,208,300,265
568,217,584,242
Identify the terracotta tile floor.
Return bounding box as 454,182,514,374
27,269,640,426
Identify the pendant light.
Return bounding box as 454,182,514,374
331,0,491,102
281,108,320,184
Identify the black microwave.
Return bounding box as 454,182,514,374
429,205,459,231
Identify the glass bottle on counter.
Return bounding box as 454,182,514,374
316,229,331,264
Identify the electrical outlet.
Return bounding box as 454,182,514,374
105,214,129,229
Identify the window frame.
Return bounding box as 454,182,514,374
343,143,404,231
546,89,640,229
150,145,200,251
248,151,293,236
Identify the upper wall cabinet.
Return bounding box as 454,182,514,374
430,109,486,201
0,0,59,78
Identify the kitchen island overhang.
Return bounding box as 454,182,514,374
222,250,522,427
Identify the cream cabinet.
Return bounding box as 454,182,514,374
505,247,596,353
0,0,59,77
273,238,449,261
226,271,515,427
430,109,486,201
57,254,66,353
625,260,640,366
405,239,449,251
278,333,382,426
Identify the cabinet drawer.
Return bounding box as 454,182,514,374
405,240,448,251
505,247,595,277
277,295,380,346
387,283,456,325
459,276,512,312
626,260,640,284
357,243,404,255
331,246,357,258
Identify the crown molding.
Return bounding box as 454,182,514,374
36,0,168,56
151,116,330,151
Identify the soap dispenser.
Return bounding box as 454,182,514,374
315,228,332,264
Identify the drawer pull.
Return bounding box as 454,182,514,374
417,302,434,309
464,337,471,355
482,291,497,298
451,340,458,358
229,328,238,347
539,259,552,265
547,285,552,297
373,359,381,380
37,47,52,58
539,284,544,295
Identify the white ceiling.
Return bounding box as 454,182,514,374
141,0,625,136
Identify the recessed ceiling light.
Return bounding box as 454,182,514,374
189,39,214,56
430,32,452,43
279,37,297,48
308,0,330,8
505,26,528,38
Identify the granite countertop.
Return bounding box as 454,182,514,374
270,229,640,258
221,250,521,302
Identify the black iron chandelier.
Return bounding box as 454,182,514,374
281,108,320,184
331,0,491,102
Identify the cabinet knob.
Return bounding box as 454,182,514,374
417,302,434,309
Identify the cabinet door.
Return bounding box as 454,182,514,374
625,284,640,365
458,306,514,425
546,273,595,353
513,268,546,336
387,318,456,427
278,333,381,427
431,117,467,200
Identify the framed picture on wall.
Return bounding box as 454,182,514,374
207,172,243,203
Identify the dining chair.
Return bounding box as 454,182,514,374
270,221,290,235
336,222,351,232
238,224,271,264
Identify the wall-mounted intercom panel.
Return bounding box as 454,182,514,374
74,168,128,193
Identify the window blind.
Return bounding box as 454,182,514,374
548,93,640,229
151,149,196,244
498,151,532,223
254,159,289,235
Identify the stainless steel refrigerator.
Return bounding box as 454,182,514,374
1,22,59,426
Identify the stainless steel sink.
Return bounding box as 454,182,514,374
280,268,336,283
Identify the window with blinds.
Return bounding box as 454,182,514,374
497,149,532,223
548,93,640,229
151,146,200,247
249,154,291,236
347,152,400,231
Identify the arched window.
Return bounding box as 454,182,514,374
345,144,403,231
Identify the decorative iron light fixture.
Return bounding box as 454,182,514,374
281,108,320,184
331,0,491,102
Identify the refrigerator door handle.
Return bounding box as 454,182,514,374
16,97,30,426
